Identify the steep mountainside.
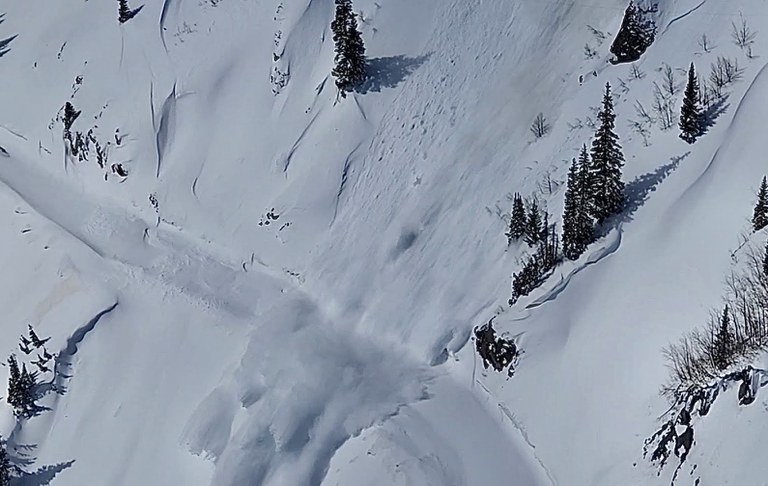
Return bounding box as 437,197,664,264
0,0,766,485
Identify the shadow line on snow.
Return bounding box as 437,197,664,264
50,302,118,396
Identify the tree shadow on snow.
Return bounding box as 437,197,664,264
130,5,145,19
699,94,730,136
12,460,75,486
0,34,18,58
596,152,689,238
355,53,432,94
5,437,74,485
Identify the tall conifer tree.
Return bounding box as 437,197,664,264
563,146,595,260
713,305,734,371
589,83,625,223
525,199,543,247
576,145,595,246
507,193,527,244
753,176,768,232
679,62,702,144
331,0,367,96
562,159,583,260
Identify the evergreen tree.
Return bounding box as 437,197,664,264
118,0,134,23
563,150,594,261
6,355,36,418
679,62,702,144
589,83,625,223
524,199,542,247
576,146,595,247
331,0,367,96
752,176,768,232
713,305,734,371
62,102,80,133
510,222,560,304
506,193,527,244
562,159,583,260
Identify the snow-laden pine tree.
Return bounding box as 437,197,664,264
753,176,768,232
576,146,595,247
679,63,702,144
6,355,36,418
563,151,594,260
506,193,527,244
524,199,542,247
589,83,625,223
562,159,583,260
331,0,367,97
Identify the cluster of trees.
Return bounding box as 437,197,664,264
331,0,367,96
508,83,627,303
7,326,52,418
663,243,768,398
506,194,549,247
610,1,657,64
510,222,560,303
562,83,626,259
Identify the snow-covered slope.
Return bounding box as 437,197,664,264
0,0,767,484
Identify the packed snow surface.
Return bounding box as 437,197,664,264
0,0,767,484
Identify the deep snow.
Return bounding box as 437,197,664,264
0,0,766,484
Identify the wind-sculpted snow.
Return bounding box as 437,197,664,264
0,0,766,484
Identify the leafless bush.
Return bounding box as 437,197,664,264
584,43,598,59
567,118,585,132
699,80,715,110
631,64,645,80
663,245,768,400
628,100,654,146
586,25,606,44
530,113,551,139
709,56,743,95
536,169,561,195
698,33,713,53
731,14,757,51
660,63,680,97
652,82,675,130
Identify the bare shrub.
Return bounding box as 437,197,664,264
530,113,551,139
732,14,757,51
